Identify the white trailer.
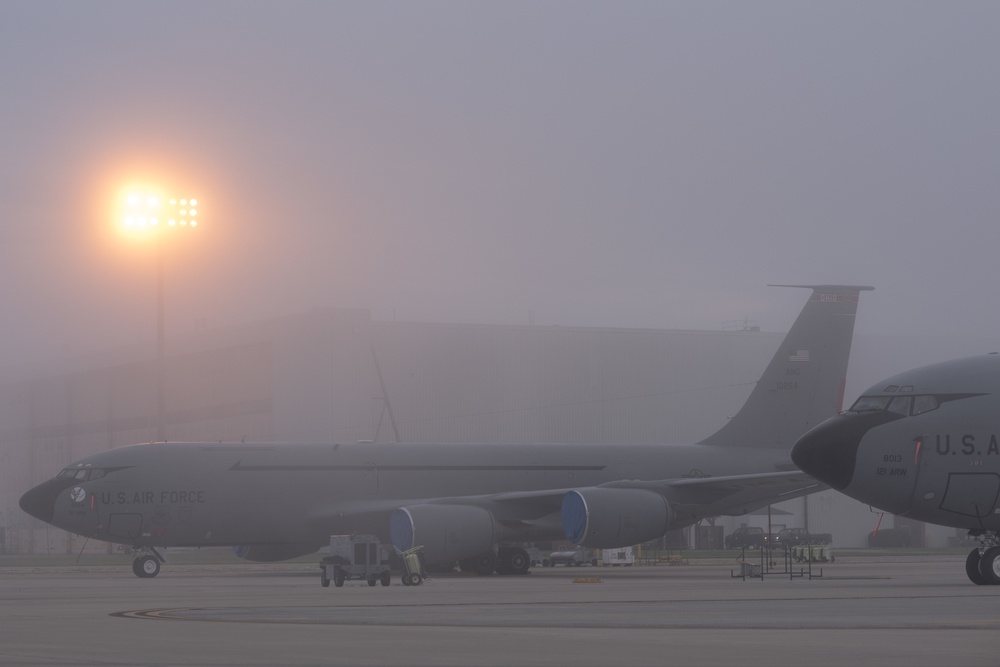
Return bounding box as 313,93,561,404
601,546,635,566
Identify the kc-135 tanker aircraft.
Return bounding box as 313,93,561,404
793,353,1000,585
21,285,870,579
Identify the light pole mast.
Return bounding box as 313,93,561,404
156,239,165,441
121,192,199,443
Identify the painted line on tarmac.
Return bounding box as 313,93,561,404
111,608,201,621
109,595,1000,631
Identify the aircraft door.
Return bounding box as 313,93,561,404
910,429,1000,528
107,513,144,543
938,473,1000,520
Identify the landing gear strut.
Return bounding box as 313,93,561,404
966,531,1000,585
131,547,164,578
459,550,497,576
459,547,532,576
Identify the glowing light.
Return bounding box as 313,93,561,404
117,187,201,238
190,220,198,228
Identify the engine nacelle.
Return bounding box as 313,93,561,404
390,504,500,565
561,487,673,548
232,543,319,562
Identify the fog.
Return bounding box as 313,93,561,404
3,1,999,377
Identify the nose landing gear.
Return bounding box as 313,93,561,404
966,531,1000,585
131,547,165,578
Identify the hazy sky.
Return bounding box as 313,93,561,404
2,1,999,370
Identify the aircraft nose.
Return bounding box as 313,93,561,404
19,478,76,523
792,411,904,490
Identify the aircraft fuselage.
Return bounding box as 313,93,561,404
27,441,786,552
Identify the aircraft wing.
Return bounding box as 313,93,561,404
625,470,826,518
304,470,823,539
481,470,825,520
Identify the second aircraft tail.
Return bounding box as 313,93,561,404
698,284,873,449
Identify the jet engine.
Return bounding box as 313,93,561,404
561,487,673,548
231,543,319,562
390,504,500,565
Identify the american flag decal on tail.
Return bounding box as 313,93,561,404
789,349,810,362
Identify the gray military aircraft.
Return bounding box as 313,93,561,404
792,353,1000,585
20,285,870,579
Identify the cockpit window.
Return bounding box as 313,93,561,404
849,394,940,416
888,396,911,416
849,396,892,412
56,468,104,481
912,395,939,415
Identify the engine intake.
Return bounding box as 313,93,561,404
562,487,672,548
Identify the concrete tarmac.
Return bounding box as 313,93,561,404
1,555,998,666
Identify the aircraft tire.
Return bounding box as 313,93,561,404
506,547,530,575
472,551,497,576
321,574,330,588
966,549,988,585
333,569,345,587
496,546,530,575
133,554,160,578
977,546,1000,585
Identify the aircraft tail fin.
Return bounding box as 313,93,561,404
698,284,872,449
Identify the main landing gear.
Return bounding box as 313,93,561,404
131,547,165,578
458,546,531,576
965,531,1000,585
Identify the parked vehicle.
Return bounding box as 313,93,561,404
320,534,393,588
724,526,773,549
868,527,915,548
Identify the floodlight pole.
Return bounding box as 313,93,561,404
121,192,198,442
156,238,165,442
